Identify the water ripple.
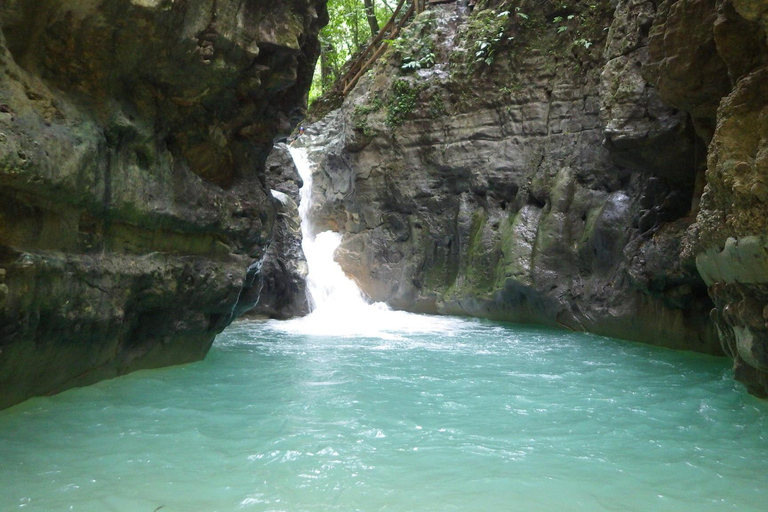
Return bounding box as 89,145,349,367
1,319,767,511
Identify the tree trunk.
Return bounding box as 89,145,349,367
320,42,334,93
363,0,380,36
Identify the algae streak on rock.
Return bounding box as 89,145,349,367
299,0,768,396
0,0,327,409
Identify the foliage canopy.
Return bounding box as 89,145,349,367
310,0,395,103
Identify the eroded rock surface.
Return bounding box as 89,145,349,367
299,1,719,355
301,0,768,395
0,0,326,409
643,0,768,395
243,143,309,319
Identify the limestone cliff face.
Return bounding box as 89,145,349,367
300,0,768,394
648,0,768,396
244,143,309,320
0,0,326,409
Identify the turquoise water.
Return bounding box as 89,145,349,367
1,317,767,511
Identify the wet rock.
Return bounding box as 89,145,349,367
689,56,768,394
243,144,309,319
600,0,702,181
0,268,7,309
299,1,719,355
0,0,326,409
295,0,768,397
644,0,732,123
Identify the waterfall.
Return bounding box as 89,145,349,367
289,146,369,314
278,147,452,339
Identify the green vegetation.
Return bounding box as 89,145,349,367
310,1,396,102
386,79,422,128
428,94,445,118
469,9,513,68
311,0,614,125
355,97,385,116
352,97,384,137
399,46,435,72
389,11,437,73
448,5,520,79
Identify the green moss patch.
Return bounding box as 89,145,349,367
386,79,423,128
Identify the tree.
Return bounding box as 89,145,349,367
310,0,392,101
363,0,380,36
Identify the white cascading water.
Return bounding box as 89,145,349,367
291,146,371,314
280,146,453,338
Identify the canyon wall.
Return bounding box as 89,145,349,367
0,0,325,409
300,0,768,395
244,143,309,320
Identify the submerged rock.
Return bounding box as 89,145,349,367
298,0,768,391
0,0,326,409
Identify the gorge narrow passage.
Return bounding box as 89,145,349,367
3,0,768,509
1,151,767,512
